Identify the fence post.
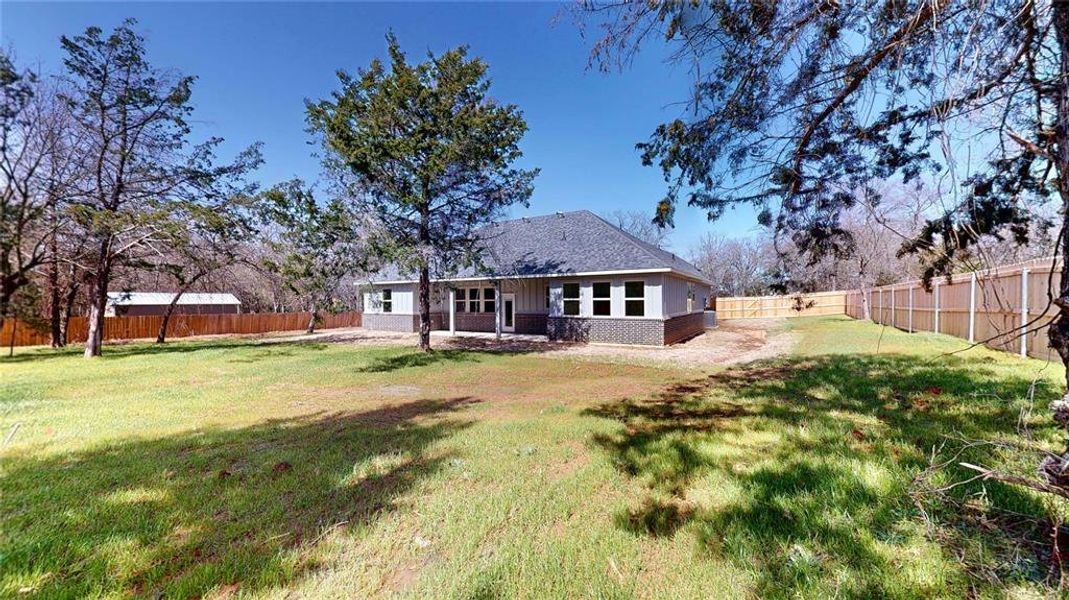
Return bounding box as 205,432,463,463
1021,268,1029,357
891,287,896,328
908,286,913,333
878,288,883,324
968,271,977,343
933,281,940,334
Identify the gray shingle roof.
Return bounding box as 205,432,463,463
372,210,711,285
106,292,241,306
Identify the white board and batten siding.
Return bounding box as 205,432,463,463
365,273,702,320
546,273,701,319
363,283,415,314
661,275,706,318
547,273,663,319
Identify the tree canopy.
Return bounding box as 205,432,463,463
585,0,1069,499
586,1,1056,277
59,19,261,356
308,34,537,350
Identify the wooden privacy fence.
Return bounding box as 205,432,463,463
844,257,1059,360
716,290,848,319
0,311,362,348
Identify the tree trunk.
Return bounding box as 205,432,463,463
418,266,431,351
860,286,872,321
60,274,79,347
60,289,75,345
47,193,64,348
84,253,109,358
48,247,63,348
417,202,432,352
156,289,188,343
1039,1,1069,489
306,302,318,334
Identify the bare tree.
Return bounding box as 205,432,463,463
60,20,260,357
0,53,78,330
689,234,772,297
606,209,670,248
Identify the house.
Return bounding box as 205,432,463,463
105,292,242,317
361,210,712,345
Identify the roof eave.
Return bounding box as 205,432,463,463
361,267,713,287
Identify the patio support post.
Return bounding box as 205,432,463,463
448,287,456,336
968,271,977,343
494,281,502,339
1021,268,1029,357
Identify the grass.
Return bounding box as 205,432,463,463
1,317,1066,598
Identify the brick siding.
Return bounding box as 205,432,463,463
664,312,706,345
365,312,700,346
438,312,547,334
453,312,496,332
547,317,665,345
362,313,419,332
548,313,707,346
514,313,548,335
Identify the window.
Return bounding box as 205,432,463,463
563,283,580,316
544,285,550,309
453,287,498,313
624,281,644,316
382,289,393,313
593,282,611,316
455,288,466,313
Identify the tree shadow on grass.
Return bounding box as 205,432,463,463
1,397,479,598
357,349,480,373
586,353,1061,597
0,338,333,364
356,340,566,373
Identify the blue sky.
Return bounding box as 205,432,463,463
1,1,763,252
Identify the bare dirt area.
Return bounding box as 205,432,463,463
541,318,795,370
261,318,796,371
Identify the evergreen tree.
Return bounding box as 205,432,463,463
308,34,537,351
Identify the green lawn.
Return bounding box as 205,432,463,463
1,317,1065,598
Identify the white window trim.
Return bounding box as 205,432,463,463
562,282,581,317
591,280,612,317
454,288,467,313
381,288,393,314
455,286,499,314
624,280,645,317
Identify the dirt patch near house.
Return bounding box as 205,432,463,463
254,319,795,371
539,318,795,370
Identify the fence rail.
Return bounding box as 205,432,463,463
0,311,363,348
845,257,1059,360
716,291,848,319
